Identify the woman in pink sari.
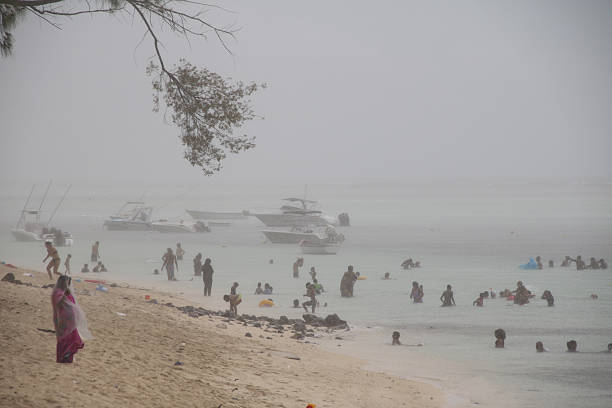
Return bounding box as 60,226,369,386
52,275,92,363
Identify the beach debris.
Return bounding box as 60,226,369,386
37,328,55,334
41,284,54,289
147,299,159,304
23,273,33,277
306,404,316,408
96,284,109,293
216,323,228,329
591,294,598,300
110,283,118,288
245,332,252,337
279,315,290,325
174,361,183,366
116,312,127,317
145,295,151,300
1,272,15,282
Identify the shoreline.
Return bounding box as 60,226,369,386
0,264,445,408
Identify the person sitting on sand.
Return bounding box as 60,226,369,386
52,275,91,363
230,282,239,295
223,294,242,317
541,290,554,306
162,248,178,281
567,340,578,352
64,254,72,275
263,283,273,295
81,264,89,273
43,241,61,280
392,331,401,345
193,253,202,276
599,259,608,269
440,284,456,307
588,257,600,270
255,282,264,295
536,341,546,352
302,282,317,313
473,293,485,307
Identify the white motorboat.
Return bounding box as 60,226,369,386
104,202,153,231
11,184,74,246
252,198,338,227
186,209,248,220
261,225,344,244
151,220,210,233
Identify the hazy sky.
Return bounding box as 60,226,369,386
1,0,611,184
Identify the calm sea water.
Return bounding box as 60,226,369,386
1,180,611,407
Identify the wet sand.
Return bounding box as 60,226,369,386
0,265,442,408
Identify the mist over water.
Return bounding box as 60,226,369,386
0,180,610,407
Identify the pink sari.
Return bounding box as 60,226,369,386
52,288,91,363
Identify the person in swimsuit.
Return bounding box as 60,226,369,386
176,243,185,261
224,294,242,317
410,281,419,302
43,241,61,280
161,248,178,281
440,284,456,307
202,258,214,296
64,254,72,275
90,241,100,262
302,282,317,313
541,290,554,306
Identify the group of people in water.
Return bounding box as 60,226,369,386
42,240,110,280
560,255,607,270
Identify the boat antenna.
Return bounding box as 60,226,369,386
46,184,71,227
16,184,36,228
38,180,53,216
303,184,308,209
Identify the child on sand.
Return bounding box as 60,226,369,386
43,241,61,280
224,294,242,317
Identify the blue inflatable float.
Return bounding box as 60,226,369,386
519,258,538,270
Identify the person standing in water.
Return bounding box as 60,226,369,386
64,254,72,275
309,266,317,280
340,265,357,297
176,243,185,261
193,253,202,276
43,241,61,280
293,258,304,278
440,284,456,307
302,282,317,313
230,282,239,295
90,241,100,263
202,258,214,296
161,248,178,281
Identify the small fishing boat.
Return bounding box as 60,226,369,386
300,240,341,255
261,225,344,244
11,183,74,246
104,202,153,231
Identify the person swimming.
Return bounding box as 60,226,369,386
410,281,419,302
513,281,530,305
541,290,554,306
440,284,455,307
473,293,484,307
254,282,264,295
588,257,600,270
312,278,324,294
567,340,578,352
309,266,317,280
263,283,273,295
599,259,608,269
495,329,506,348
536,341,546,352
81,264,90,273
383,272,390,280
392,331,401,345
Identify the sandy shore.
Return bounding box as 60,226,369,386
0,265,442,408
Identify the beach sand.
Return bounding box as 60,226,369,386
0,265,442,408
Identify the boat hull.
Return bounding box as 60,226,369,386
300,242,341,255
186,210,245,220
11,229,41,242
253,213,334,227
261,230,320,244
104,220,151,231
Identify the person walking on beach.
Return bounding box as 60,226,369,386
51,275,91,363
176,243,185,261
43,241,61,280
64,254,72,275
440,284,456,307
202,258,214,296
193,253,202,276
90,241,100,263
161,248,178,281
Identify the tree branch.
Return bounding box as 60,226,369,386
0,0,63,6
